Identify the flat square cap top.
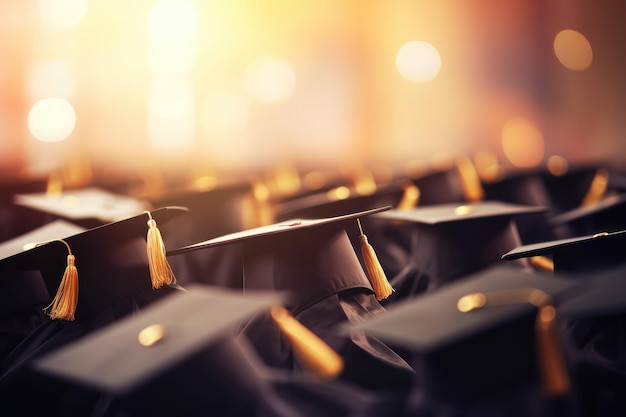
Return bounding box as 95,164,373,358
351,266,580,353
13,187,150,223
370,201,545,226
0,220,86,260
167,206,391,256
35,284,281,394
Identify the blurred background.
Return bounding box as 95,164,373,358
1,0,624,197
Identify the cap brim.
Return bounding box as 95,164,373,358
168,206,391,256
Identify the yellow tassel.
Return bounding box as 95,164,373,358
455,156,485,203
44,240,79,321
357,219,394,300
145,211,177,289
396,181,420,211
535,305,571,396
270,305,344,380
581,168,609,207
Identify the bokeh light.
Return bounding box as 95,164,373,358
28,60,75,100
396,41,442,83
199,92,249,137
547,155,569,176
501,117,544,168
28,98,76,142
554,29,593,71
148,78,195,120
244,58,297,104
148,0,198,45
39,0,88,30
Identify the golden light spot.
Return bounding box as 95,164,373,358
396,41,442,83
28,98,76,143
39,0,88,30
547,155,569,176
554,29,593,71
138,324,167,347
148,1,198,45
302,171,327,190
501,117,544,168
457,293,486,312
244,58,296,104
454,205,473,216
328,186,350,200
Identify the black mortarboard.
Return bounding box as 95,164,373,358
148,180,261,287
408,155,484,206
0,220,86,361
33,284,401,417
33,285,281,412
542,164,611,213
369,201,544,299
168,206,394,304
273,179,419,222
168,207,415,390
481,168,569,243
0,206,188,321
502,230,626,275
351,265,582,411
549,193,626,237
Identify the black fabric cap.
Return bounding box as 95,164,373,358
502,229,626,274
34,284,280,394
0,206,188,320
273,180,415,222
369,201,543,289
167,206,390,308
351,265,582,399
12,186,151,228
549,193,626,237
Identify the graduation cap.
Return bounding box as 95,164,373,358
273,179,419,222
168,207,416,390
408,155,484,206
368,201,545,296
12,186,151,228
0,206,188,321
33,284,344,416
549,193,626,237
502,229,626,275
147,180,264,288
350,265,582,406
168,206,394,302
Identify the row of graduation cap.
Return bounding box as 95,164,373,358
0,157,625,416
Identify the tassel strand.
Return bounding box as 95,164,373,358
44,240,79,321
357,219,394,300
145,211,177,289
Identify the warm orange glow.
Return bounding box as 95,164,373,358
28,98,76,142
396,41,441,83
244,58,297,104
28,61,75,100
199,92,249,137
39,0,88,29
501,117,544,168
473,150,504,181
546,155,569,176
148,78,194,120
554,29,593,71
147,112,195,147
148,0,198,45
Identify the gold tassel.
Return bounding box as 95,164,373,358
458,289,571,397
535,305,571,396
455,155,485,203
529,255,555,272
44,240,79,321
145,211,177,289
270,305,344,380
581,168,609,207
397,182,420,211
357,218,394,300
